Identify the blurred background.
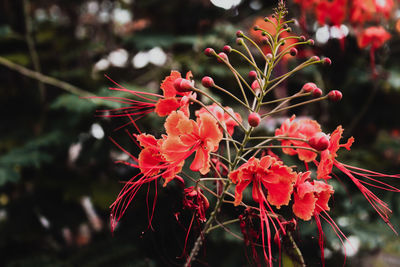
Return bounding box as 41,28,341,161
1,0,400,266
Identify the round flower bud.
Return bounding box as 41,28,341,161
248,71,257,80
311,56,320,61
204,48,215,57
309,132,330,151
253,25,259,31
248,112,261,127
299,35,306,42
290,48,298,56
217,52,228,63
236,38,244,45
266,53,273,60
323,57,332,65
261,37,269,45
312,87,323,97
328,90,342,102
302,82,317,92
223,45,232,54
308,39,315,45
251,80,260,92
201,76,214,88
176,79,193,92
236,30,244,37
173,78,184,91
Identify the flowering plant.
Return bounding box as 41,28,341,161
93,2,400,266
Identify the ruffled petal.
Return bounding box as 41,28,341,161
161,135,191,163
190,147,208,174
198,113,223,151
293,189,316,221
161,71,181,97
138,147,162,177
155,98,180,117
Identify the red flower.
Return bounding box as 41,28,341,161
229,156,297,266
155,70,196,117
314,125,400,233
137,133,184,186
229,156,297,207
315,0,347,26
292,172,334,221
357,26,391,50
161,110,223,175
374,0,395,20
275,115,321,162
195,103,242,136
183,186,210,223
316,126,354,179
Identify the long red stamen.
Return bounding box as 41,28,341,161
335,161,397,233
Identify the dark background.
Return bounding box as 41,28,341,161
1,0,400,266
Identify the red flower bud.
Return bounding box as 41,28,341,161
251,80,260,91
236,38,244,45
328,90,342,102
311,56,320,61
201,76,214,88
308,39,315,45
180,79,193,92
204,48,215,57
174,79,193,92
309,132,330,151
302,82,317,92
262,37,269,45
236,30,244,37
323,57,332,65
312,87,323,97
223,45,232,53
248,112,261,127
299,35,306,42
290,48,298,56
248,71,257,80
173,78,184,91
217,52,228,63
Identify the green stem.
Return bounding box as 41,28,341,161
205,218,240,233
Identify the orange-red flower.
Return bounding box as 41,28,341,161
317,126,354,179
137,133,184,186
229,156,297,207
357,26,391,49
195,103,242,136
155,71,196,117
315,0,347,26
275,115,321,162
183,186,210,223
161,110,223,175
292,172,334,221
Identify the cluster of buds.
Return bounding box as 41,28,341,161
96,2,400,267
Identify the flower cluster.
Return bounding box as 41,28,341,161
293,0,395,76
96,3,400,266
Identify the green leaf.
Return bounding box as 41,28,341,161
0,167,20,186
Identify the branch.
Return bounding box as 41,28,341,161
0,56,95,97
